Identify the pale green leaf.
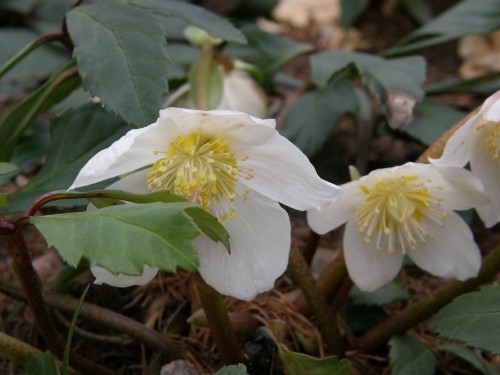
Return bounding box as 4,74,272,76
2,103,131,214
284,80,358,156
430,284,500,354
67,3,170,126
349,281,410,306
389,335,436,375
30,202,203,275
438,344,500,375
278,344,352,375
130,0,246,44
385,0,500,56
24,351,60,375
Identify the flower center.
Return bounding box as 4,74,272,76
146,131,251,222
485,122,500,165
355,175,447,254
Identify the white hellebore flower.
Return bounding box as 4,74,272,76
70,108,341,300
163,69,267,118
307,163,489,292
430,91,500,227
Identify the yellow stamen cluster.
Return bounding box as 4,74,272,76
356,175,447,254
485,122,500,165
146,131,251,222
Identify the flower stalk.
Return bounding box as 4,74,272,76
196,40,215,110
356,245,500,352
288,246,344,356
194,273,246,364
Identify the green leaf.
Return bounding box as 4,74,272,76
0,60,80,161
430,284,500,354
438,344,500,375
24,351,60,375
67,3,170,126
389,335,436,375
340,0,370,27
0,162,18,176
30,202,204,275
2,103,131,214
0,28,69,93
349,281,410,306
310,50,426,102
225,25,309,88
278,344,352,375
401,101,467,145
426,72,500,95
213,364,248,375
0,193,8,208
130,0,246,44
284,80,358,156
400,0,432,24
385,0,500,56
62,189,231,252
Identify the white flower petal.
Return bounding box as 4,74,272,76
408,211,481,280
217,70,267,118
91,265,159,287
197,191,290,300
235,131,341,210
307,180,362,234
343,221,403,292
429,116,477,167
480,90,500,122
430,165,490,210
470,141,500,227
159,107,275,132
70,118,183,189
105,169,149,193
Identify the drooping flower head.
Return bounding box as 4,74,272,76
308,163,489,292
70,108,341,300
431,91,500,227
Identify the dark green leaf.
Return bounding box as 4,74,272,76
67,3,170,126
30,202,203,275
278,345,352,375
0,162,18,176
389,335,436,375
438,344,500,375
225,25,309,88
401,0,432,24
130,0,246,43
426,72,500,95
344,303,387,333
430,284,500,354
401,101,467,145
284,80,358,156
0,28,69,93
349,282,410,306
213,364,248,375
340,0,370,27
0,60,80,160
385,0,500,56
24,351,60,375
2,103,131,214
310,50,426,102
